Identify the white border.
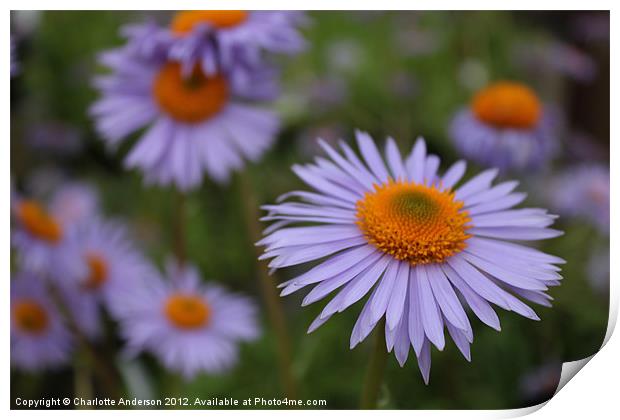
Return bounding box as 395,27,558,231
4,2,617,418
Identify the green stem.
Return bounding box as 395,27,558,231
360,320,388,409
48,284,122,399
173,189,187,266
239,172,298,399
74,349,93,409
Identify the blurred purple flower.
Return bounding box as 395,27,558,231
547,164,609,235
11,272,74,371
259,131,564,383
123,11,305,76
450,81,560,172
11,193,86,286
64,218,155,322
116,261,260,379
571,13,610,43
90,44,279,190
24,121,83,156
513,40,597,83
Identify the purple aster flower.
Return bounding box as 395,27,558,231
123,11,305,76
258,131,564,383
11,272,74,371
91,42,280,190
449,81,560,172
11,194,86,286
513,40,597,83
116,261,260,379
547,164,609,234
65,217,155,320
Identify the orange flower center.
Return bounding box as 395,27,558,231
356,181,471,265
13,299,49,334
171,10,248,34
152,62,229,123
83,253,108,290
471,81,542,129
164,293,211,329
15,200,62,243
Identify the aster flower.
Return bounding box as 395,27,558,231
69,218,154,317
116,261,260,379
123,11,305,76
449,81,559,172
258,131,564,383
546,164,609,234
11,194,86,285
11,272,74,371
91,42,279,190
57,218,154,338
513,40,597,83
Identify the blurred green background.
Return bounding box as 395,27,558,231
10,10,609,409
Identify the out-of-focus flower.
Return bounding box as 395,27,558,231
11,272,74,371
91,45,279,189
66,218,154,319
49,182,99,226
116,261,260,379
571,12,610,43
449,81,560,172
564,131,607,162
513,40,597,83
11,194,86,284
547,164,609,235
11,10,42,37
259,131,564,383
123,11,306,76
24,121,83,157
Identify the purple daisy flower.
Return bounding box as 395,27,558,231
546,164,609,234
258,131,564,383
11,272,74,371
66,217,155,319
116,261,260,379
91,42,280,190
11,194,86,285
449,81,560,172
123,11,305,76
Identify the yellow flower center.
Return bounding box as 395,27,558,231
83,253,108,290
152,62,229,123
171,10,248,34
16,200,62,243
471,81,542,129
356,181,471,265
164,293,211,329
13,299,49,334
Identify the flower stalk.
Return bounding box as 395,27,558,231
239,171,298,399
360,319,388,409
